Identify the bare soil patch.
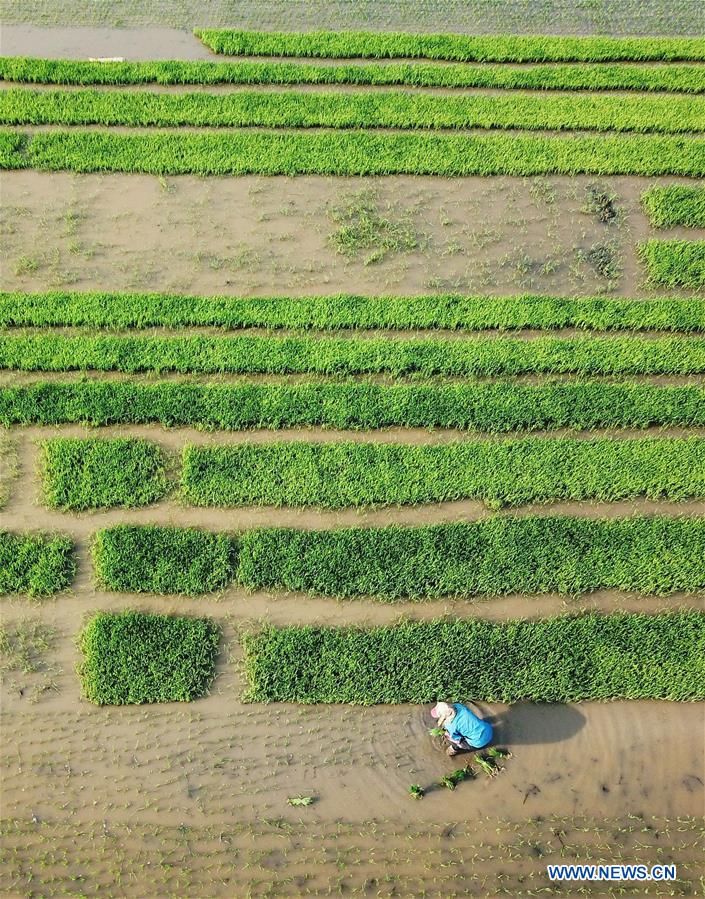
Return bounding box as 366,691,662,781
5,171,703,299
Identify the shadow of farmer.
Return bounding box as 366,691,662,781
468,701,587,747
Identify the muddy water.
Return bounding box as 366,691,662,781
2,589,704,826
0,25,219,60
3,171,703,299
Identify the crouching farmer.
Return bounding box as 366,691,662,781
431,701,493,757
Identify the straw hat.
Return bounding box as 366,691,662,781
430,702,455,726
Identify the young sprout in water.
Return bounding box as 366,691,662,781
287,795,314,807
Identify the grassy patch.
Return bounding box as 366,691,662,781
237,516,705,598
642,185,705,228
4,129,704,176
195,31,705,63
638,239,705,288
93,524,237,595
328,191,419,264
4,87,704,134
2,57,705,94
40,437,170,511
2,381,704,431
3,291,704,332
78,610,220,705
0,531,75,597
0,130,25,168
181,437,705,509
91,517,705,599
5,332,705,376
241,611,705,703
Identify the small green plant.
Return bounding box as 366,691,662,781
440,766,475,791
328,191,419,265
580,242,621,280
428,727,445,737
0,618,60,702
486,746,512,760
13,254,39,276
0,432,18,509
408,784,425,799
474,754,499,777
583,183,618,222
475,747,513,777
287,795,314,807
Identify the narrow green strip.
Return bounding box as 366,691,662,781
181,437,705,509
3,130,703,176
639,240,705,288
94,517,705,599
241,612,705,703
195,30,705,63
2,291,703,332
2,381,703,431
40,437,169,511
238,517,705,598
0,531,75,596
4,88,704,134
78,611,220,705
3,333,705,376
642,186,705,228
93,524,237,595
2,56,705,94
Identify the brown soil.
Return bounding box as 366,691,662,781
4,171,704,300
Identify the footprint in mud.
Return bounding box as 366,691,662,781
682,774,704,793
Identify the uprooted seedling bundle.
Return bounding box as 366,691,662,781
440,765,476,791
475,746,513,778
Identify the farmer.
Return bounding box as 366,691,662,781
431,701,493,756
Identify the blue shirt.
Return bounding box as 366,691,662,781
443,703,493,748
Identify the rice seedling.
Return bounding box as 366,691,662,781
3,290,703,332
78,610,220,705
3,380,703,431
4,129,703,177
